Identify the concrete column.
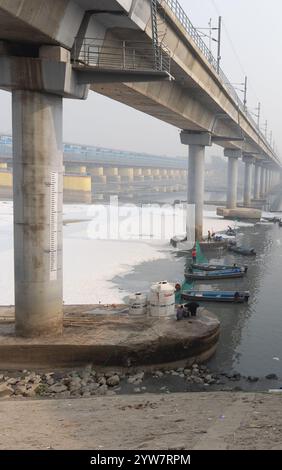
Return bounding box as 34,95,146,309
180,132,212,241
243,155,254,207
224,149,241,209
260,167,266,198
253,164,261,200
12,90,63,336
265,169,269,194
268,170,272,191
118,167,134,182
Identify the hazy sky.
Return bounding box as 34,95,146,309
0,0,281,158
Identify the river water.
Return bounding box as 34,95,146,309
114,198,282,379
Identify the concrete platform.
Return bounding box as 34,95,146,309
217,207,262,220
0,305,220,370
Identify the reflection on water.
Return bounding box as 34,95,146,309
115,220,282,377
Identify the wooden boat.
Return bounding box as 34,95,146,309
192,263,248,272
184,268,245,281
181,290,250,303
225,228,236,236
228,245,256,256
262,216,280,223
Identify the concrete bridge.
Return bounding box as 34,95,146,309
0,0,281,337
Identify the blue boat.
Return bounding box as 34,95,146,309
192,263,248,272
185,268,246,281
181,290,250,303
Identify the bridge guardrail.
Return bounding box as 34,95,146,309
73,38,171,75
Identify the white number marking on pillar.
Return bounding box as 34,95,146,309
50,172,59,281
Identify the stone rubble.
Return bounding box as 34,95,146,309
0,364,280,399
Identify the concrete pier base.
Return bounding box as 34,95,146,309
216,207,261,220
0,305,220,369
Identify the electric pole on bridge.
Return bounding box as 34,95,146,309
217,16,222,73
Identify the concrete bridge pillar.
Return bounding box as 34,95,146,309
253,164,261,200
268,170,272,191
180,131,212,241
260,167,267,198
1,45,88,337
12,90,64,337
224,149,241,209
118,167,134,182
243,155,254,207
263,169,268,194
133,168,144,182
142,168,154,181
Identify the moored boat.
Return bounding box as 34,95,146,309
192,263,248,272
184,268,245,281
228,245,256,256
181,290,250,303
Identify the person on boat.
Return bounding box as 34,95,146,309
191,245,197,263
175,283,181,292
207,230,212,242
185,302,200,317
234,291,240,301
176,305,184,321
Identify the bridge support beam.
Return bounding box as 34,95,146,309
224,149,241,209
180,132,212,241
0,46,89,337
243,155,254,207
253,164,261,200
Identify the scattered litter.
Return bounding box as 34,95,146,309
268,389,282,393
219,415,225,420
273,357,280,361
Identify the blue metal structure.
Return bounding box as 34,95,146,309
0,134,187,169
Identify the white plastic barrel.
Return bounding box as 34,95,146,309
128,292,148,315
149,281,175,317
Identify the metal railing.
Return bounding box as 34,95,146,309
73,38,171,75
160,0,278,160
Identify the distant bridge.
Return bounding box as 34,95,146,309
0,134,186,170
